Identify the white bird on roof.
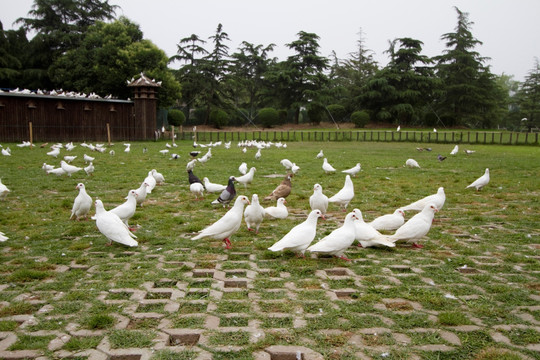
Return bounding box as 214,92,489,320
94,200,138,247
0,178,10,199
61,160,83,177
110,190,138,229
309,183,328,215
400,187,445,212
387,203,438,248
268,209,323,256
353,209,395,248
322,158,336,174
307,212,358,261
405,158,420,168
328,175,354,211
70,183,92,220
192,195,250,249
244,194,265,233
368,209,405,231
342,163,361,177
264,197,288,219
466,168,490,191
203,177,227,193
84,162,95,176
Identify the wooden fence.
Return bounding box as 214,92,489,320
176,129,539,145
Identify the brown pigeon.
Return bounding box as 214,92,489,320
264,174,293,201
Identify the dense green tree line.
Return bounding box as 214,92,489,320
1,1,539,130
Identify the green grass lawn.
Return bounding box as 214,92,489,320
0,139,539,359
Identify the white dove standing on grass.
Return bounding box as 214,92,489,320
387,203,438,248
134,182,150,207
124,143,131,153
0,179,10,199
353,209,395,248
466,168,490,191
368,209,405,231
152,169,165,185
400,187,445,213
110,190,138,230
316,150,324,159
42,163,54,172
60,160,83,177
144,170,157,193
342,163,361,177
450,145,459,155
47,147,60,158
291,163,300,174
307,212,358,261
203,177,227,193
2,147,11,156
186,159,197,171
322,158,336,174
70,183,92,220
84,162,94,176
235,167,256,189
309,183,328,216
83,154,95,163
268,209,323,257
328,175,354,211
405,158,420,168
63,155,77,163
238,162,248,175
94,200,138,247
264,197,288,219
47,167,66,176
192,195,250,249
244,194,265,233
0,232,8,242
280,159,293,170
255,148,262,160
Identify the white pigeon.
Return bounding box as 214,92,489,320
450,145,459,155
400,187,445,212
190,182,205,200
143,170,157,193
47,147,60,158
152,169,165,185
159,149,169,155
60,160,83,177
368,209,405,231
307,212,358,261
63,155,77,163
433,128,437,132
0,178,10,199
235,167,256,188
280,159,293,170
328,175,354,211
94,200,138,247
316,150,324,159
84,154,95,163
133,182,150,206
405,159,420,168
186,159,197,171
192,195,250,249
1,148,10,156
387,203,438,248
353,209,395,248
197,154,210,164
110,190,138,229
238,162,248,175
0,231,8,242
309,183,329,215
264,197,288,219
84,162,94,176
47,167,67,176
342,163,361,177
70,183,92,220
268,209,323,256
397,125,401,132
242,147,247,154
466,168,490,191
322,158,336,174
291,163,300,174
464,149,476,155
203,177,227,193
244,194,265,233
42,163,54,172
124,143,131,153
255,148,261,160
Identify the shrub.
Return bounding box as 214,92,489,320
167,109,185,127
326,104,347,122
209,109,229,129
308,105,325,125
258,107,279,128
351,110,370,128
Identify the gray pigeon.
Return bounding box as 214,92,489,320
212,176,236,207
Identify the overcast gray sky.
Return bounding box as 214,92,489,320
2,0,539,82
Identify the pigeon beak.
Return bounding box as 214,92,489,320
321,214,327,220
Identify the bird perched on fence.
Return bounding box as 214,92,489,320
192,195,250,249
244,194,265,233
307,211,358,261
466,168,490,191
268,209,323,257
70,183,92,220
309,183,328,216
94,200,138,247
328,175,354,211
212,176,236,207
264,174,293,201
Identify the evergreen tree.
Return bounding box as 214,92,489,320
518,58,540,131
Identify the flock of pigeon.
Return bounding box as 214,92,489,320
0,139,490,260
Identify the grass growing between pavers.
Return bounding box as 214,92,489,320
0,139,539,359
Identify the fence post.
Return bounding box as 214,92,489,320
28,122,33,148
106,123,111,145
